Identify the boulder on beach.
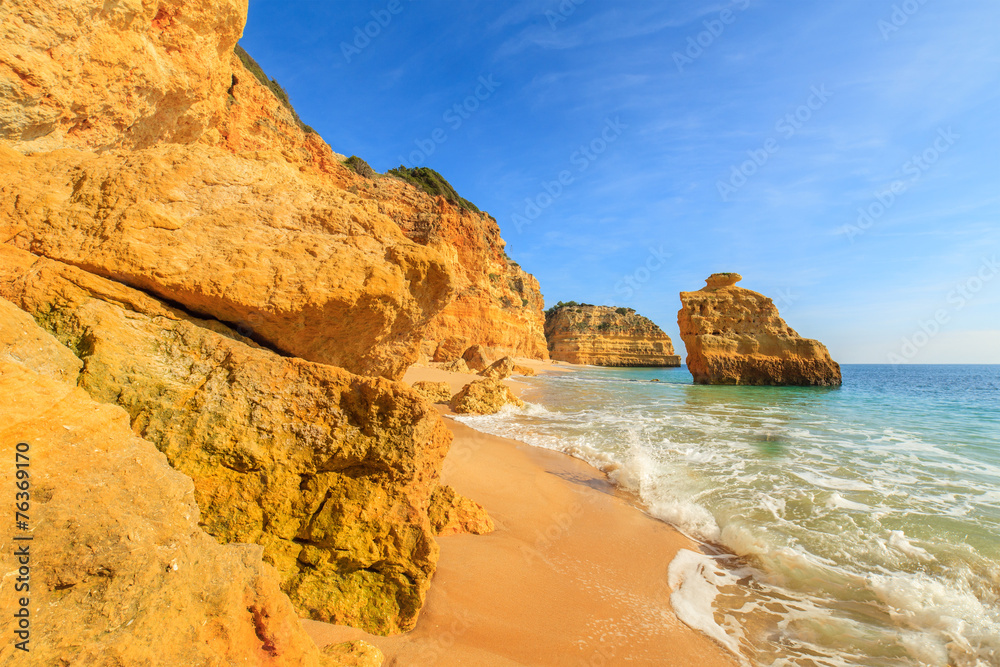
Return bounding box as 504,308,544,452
450,379,524,415
479,356,516,380
412,380,453,404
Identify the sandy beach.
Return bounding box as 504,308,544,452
305,361,737,666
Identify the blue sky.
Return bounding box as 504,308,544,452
240,0,1000,363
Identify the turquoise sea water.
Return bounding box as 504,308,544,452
454,365,1000,666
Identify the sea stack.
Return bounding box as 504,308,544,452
677,273,842,386
545,304,681,367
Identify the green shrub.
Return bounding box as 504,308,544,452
386,166,481,213
344,156,377,179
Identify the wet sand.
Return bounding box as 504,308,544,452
304,362,736,666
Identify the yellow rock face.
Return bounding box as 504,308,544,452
545,305,681,367
394,203,549,362
0,296,82,382
677,274,842,386
0,246,451,635
0,0,247,152
0,360,334,666
478,356,516,380
428,485,495,536
0,144,454,380
411,380,453,404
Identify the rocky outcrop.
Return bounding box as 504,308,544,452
0,0,247,153
450,379,524,415
0,0,539,647
479,356,516,380
0,143,453,381
677,273,842,386
0,360,334,666
0,245,450,635
512,364,537,376
428,485,495,537
441,358,472,374
412,381,452,404
544,304,681,367
462,344,492,372
389,177,549,363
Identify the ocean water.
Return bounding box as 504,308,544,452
453,365,1000,666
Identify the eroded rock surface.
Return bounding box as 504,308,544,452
677,273,842,386
0,296,82,382
412,381,452,404
0,144,453,380
0,246,450,634
545,305,680,367
0,361,334,666
450,379,524,415
393,198,549,363
428,485,495,537
479,356,516,380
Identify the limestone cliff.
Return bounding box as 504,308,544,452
0,0,546,377
0,0,247,152
0,245,450,634
388,168,549,363
544,304,681,367
0,140,455,381
0,348,334,665
0,0,527,647
677,273,842,386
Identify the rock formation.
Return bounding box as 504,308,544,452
450,379,525,415
0,245,450,634
412,381,453,404
545,304,681,366
0,360,333,665
479,356,516,380
441,358,472,374
0,296,82,383
0,142,454,381
390,177,550,364
0,0,247,153
677,273,842,386
462,344,492,372
428,485,495,537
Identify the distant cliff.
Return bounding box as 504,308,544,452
678,273,842,386
544,304,680,367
